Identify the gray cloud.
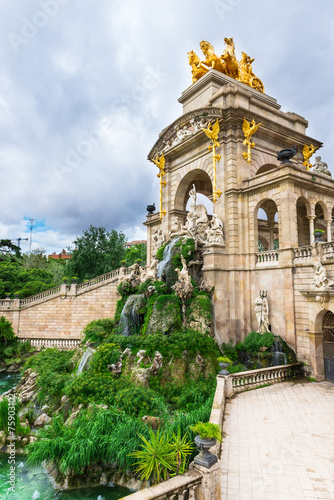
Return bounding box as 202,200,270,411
0,0,333,252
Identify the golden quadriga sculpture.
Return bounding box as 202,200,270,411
188,37,264,93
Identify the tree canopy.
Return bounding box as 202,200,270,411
0,239,21,262
66,225,127,281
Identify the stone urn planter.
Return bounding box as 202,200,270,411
313,230,325,242
194,435,218,468
190,422,221,468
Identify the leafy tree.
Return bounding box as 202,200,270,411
66,225,126,281
0,316,15,346
125,243,147,267
22,248,48,269
0,239,21,262
0,261,56,298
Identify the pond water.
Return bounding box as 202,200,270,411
0,455,133,499
0,372,21,396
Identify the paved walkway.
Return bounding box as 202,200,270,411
221,380,334,500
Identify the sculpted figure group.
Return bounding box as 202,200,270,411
165,185,225,246
188,37,264,93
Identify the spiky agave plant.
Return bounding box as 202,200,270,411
130,428,175,484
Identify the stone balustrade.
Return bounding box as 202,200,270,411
122,471,202,500
322,242,334,261
19,338,81,350
223,363,303,397
293,245,313,263
76,268,129,292
0,267,128,312
20,286,62,307
256,250,279,266
0,299,14,309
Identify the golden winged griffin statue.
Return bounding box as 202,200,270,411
188,37,264,93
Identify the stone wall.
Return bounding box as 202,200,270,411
0,278,119,342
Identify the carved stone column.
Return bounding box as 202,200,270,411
325,219,332,242
307,215,315,244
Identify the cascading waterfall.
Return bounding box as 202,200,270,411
77,347,95,374
118,294,145,336
156,237,180,278
270,338,287,366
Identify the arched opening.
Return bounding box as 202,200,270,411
256,200,279,251
186,192,213,215
256,164,277,176
296,197,310,246
174,169,213,221
323,311,334,382
315,202,327,242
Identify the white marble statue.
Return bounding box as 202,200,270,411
254,292,270,333
172,255,193,302
312,261,334,289
146,256,159,279
170,217,184,238
313,156,331,177
182,184,209,243
206,213,225,245
152,229,165,255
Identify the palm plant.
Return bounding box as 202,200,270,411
131,427,194,484
131,428,175,484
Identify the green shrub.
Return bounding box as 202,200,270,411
115,385,158,417
82,318,115,345
0,316,15,347
190,421,222,441
172,238,196,269
156,243,167,261
89,343,121,373
23,348,75,403
0,398,30,436
242,331,275,352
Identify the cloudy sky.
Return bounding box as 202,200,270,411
0,0,333,254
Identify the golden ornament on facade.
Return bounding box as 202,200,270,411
152,153,167,220
202,119,222,202
188,37,264,93
303,143,318,171
242,118,262,164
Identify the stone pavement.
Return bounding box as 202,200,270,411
221,380,334,500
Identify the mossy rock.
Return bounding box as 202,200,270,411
186,294,212,335
160,356,187,386
145,295,182,336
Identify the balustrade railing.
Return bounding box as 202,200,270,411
293,245,312,263
76,267,130,292
0,299,14,309
19,338,81,350
224,363,303,396
322,242,334,261
122,471,202,500
256,250,279,265
0,267,128,311
20,286,62,307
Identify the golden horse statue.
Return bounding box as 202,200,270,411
188,50,209,83
239,51,264,92
200,40,226,74
221,37,240,79
187,37,265,93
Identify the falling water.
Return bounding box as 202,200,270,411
156,237,180,278
77,347,95,374
118,294,145,336
270,338,287,366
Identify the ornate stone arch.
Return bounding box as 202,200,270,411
250,151,278,177
296,196,311,246
253,197,279,251
315,200,328,221
173,160,213,213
